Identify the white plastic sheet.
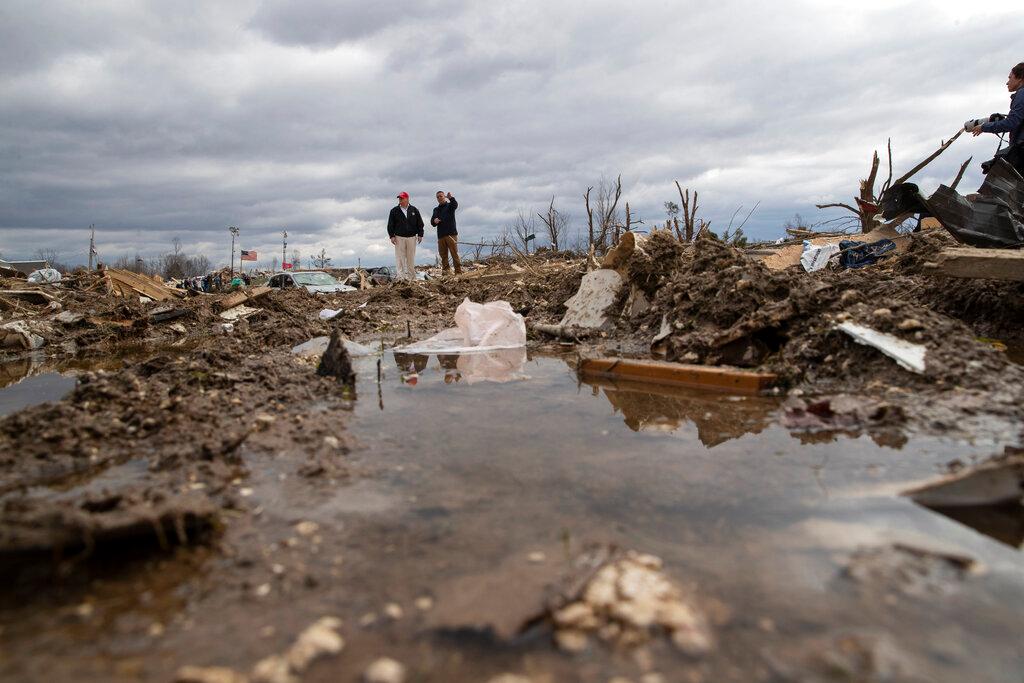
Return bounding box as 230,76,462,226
800,243,841,272
396,298,526,354
27,268,62,284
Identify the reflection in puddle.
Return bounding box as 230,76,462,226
393,348,529,385
917,503,1024,548
0,372,76,418
582,375,777,446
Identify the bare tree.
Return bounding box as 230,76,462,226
583,186,594,249
502,210,535,253
816,131,963,232
593,174,622,251
674,182,701,242
312,248,332,269
537,196,570,252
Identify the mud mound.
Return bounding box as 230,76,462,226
0,347,354,562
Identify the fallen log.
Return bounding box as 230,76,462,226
579,357,775,394
924,247,1024,282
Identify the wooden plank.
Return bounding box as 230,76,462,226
216,286,272,311
3,290,56,305
105,269,185,300
579,357,775,394
925,247,1024,282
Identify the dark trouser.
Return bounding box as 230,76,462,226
438,234,462,274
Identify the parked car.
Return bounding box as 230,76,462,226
343,266,429,287
267,270,356,294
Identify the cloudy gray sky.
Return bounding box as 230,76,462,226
0,0,1020,268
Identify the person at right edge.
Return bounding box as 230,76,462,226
971,62,1024,176
431,190,462,276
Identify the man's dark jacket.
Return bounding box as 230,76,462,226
387,205,424,238
431,197,459,238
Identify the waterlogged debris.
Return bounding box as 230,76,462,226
835,321,927,374
396,298,526,354
546,548,713,656
363,657,406,683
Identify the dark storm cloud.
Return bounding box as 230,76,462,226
0,1,1019,268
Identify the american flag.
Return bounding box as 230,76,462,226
282,262,292,270
240,250,257,261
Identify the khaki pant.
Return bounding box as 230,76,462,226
438,234,462,274
394,236,417,281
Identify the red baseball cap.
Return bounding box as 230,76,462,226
396,191,409,199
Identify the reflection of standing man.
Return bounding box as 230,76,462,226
431,191,462,276
387,191,424,281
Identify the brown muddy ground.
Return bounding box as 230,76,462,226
1,232,1023,682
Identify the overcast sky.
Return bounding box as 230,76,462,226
0,1,1020,269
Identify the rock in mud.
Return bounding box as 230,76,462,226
363,657,406,683
545,547,713,656
176,665,250,683
317,328,356,385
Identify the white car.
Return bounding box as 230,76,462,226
267,271,356,294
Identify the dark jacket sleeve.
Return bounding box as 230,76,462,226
431,207,441,226
449,197,458,212
387,207,396,238
982,90,1024,137
412,207,424,237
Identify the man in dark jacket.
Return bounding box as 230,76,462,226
431,190,462,275
387,191,424,281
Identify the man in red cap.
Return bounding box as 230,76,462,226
386,191,424,281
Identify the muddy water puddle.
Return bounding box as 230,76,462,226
246,352,1022,681
2,350,1022,682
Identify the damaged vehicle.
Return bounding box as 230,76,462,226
267,270,356,294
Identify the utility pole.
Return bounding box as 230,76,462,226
282,230,288,270
228,226,239,275
88,224,96,270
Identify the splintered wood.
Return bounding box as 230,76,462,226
104,268,185,300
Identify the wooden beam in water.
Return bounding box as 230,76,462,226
579,357,775,394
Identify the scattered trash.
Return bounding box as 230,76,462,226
219,304,260,321
838,238,897,269
318,308,341,320
835,321,927,374
26,268,62,284
396,299,526,354
0,321,46,350
800,242,841,272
